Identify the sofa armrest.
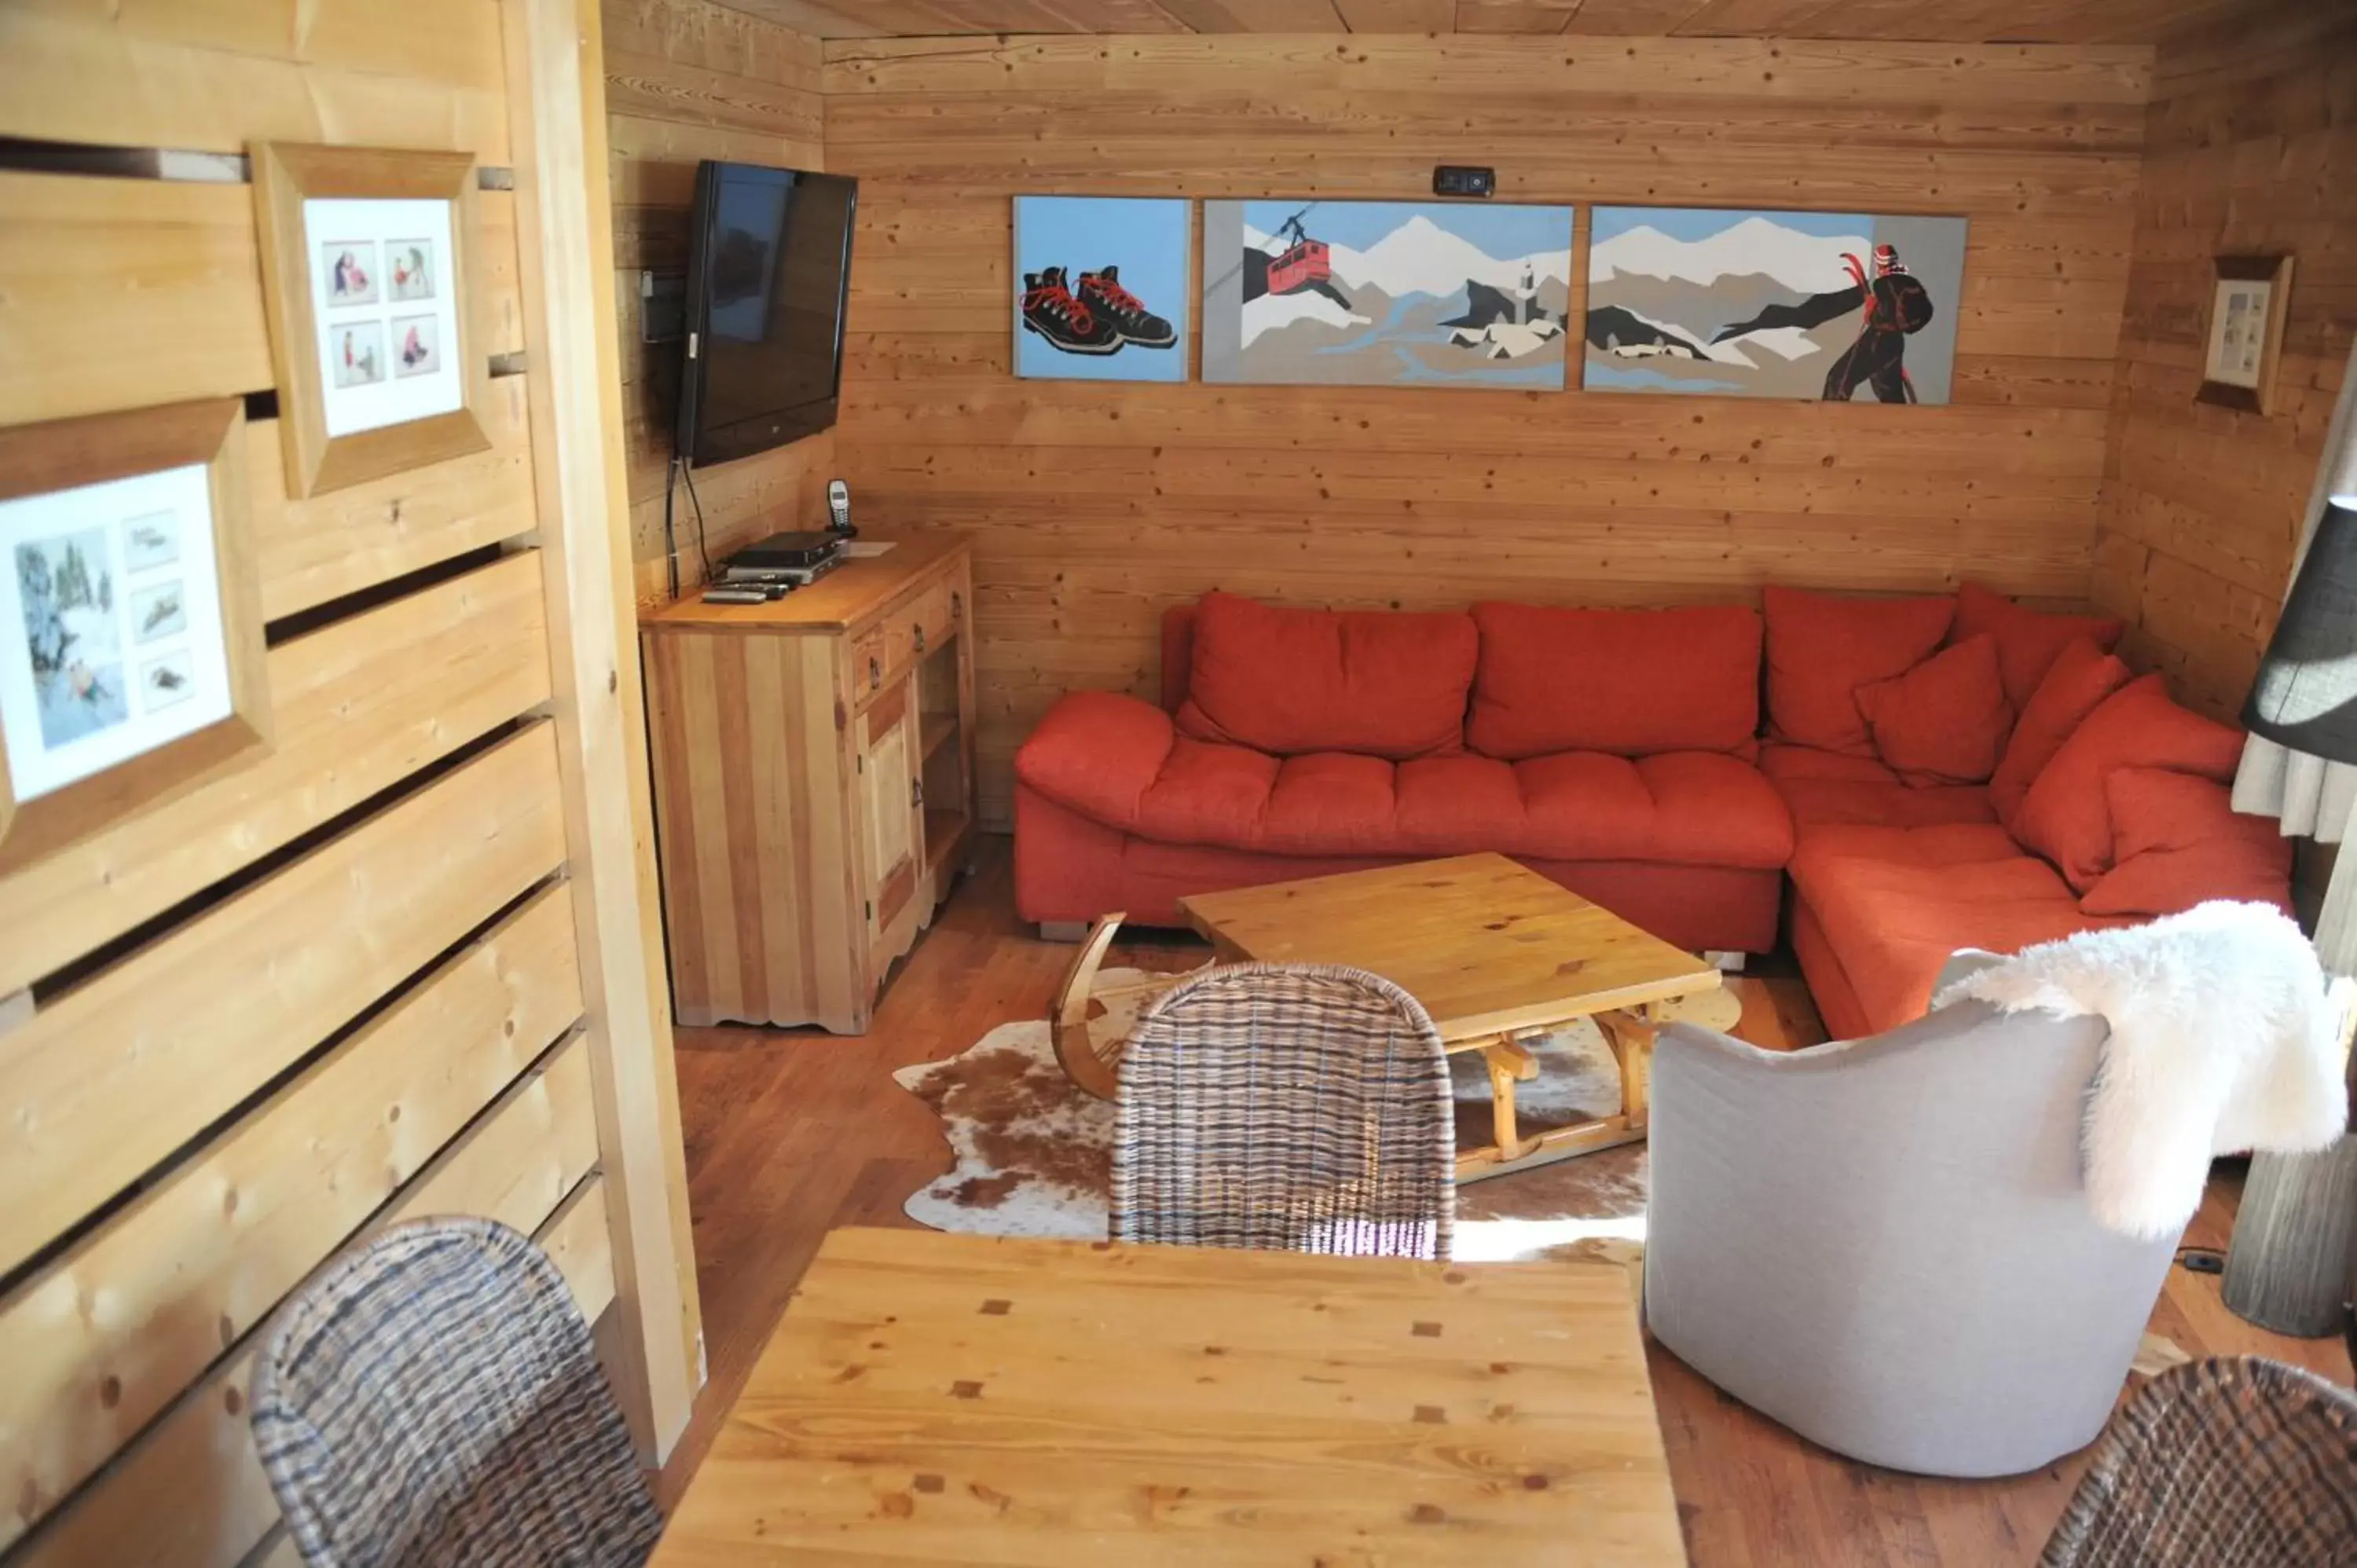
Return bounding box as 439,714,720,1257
1013,691,1178,834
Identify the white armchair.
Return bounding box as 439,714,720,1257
1643,961,2184,1478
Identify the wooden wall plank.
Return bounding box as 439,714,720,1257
2089,9,2357,719
0,2,513,159
819,35,2154,104
0,175,526,430
823,35,2149,824
250,381,542,618
0,888,584,1548
0,725,570,1282
9,1037,607,1568
0,555,553,997
603,0,836,603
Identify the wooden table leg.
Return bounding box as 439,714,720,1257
1480,1039,1536,1162
1596,1009,1654,1133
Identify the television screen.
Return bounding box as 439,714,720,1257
675,162,856,467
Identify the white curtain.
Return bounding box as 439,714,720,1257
2232,339,2357,965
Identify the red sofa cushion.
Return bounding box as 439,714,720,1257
1760,743,1997,832
1174,592,1477,760
1853,634,2012,786
1764,585,1956,758
1466,601,1761,759
1791,826,2125,1034
2076,768,2292,917
1952,581,2126,709
1989,636,2133,827
2010,676,2246,892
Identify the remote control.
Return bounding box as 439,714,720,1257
701,586,768,604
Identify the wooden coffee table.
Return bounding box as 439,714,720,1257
1178,852,1742,1182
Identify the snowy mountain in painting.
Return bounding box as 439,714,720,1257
1244,215,1569,302
1590,214,1870,295
1241,289,1369,346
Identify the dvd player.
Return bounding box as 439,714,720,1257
728,530,843,572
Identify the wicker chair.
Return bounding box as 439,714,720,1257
1111,962,1454,1261
2038,1357,2357,1566
250,1217,664,1568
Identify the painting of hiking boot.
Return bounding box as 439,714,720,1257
1200,200,1573,390
1584,207,1967,404
1014,197,1189,382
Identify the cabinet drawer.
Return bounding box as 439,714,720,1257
907,577,956,662
849,622,892,702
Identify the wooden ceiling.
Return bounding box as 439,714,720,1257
734,0,2260,46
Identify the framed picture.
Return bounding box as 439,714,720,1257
1583,207,1969,403
2198,255,2295,415
1014,197,1191,383
0,400,270,873
251,142,493,497
1200,200,1574,390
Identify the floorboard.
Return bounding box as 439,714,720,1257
657,833,2355,1563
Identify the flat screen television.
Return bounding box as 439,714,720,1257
674,161,857,467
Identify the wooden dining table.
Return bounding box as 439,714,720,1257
652,1227,1685,1566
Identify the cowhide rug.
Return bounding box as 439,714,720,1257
892,969,1648,1265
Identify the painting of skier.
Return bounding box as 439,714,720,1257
1582,208,1967,404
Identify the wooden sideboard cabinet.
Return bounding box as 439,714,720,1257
640,535,977,1032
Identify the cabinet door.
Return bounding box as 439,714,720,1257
859,679,920,933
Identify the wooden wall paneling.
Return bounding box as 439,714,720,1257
0,171,526,434
0,724,570,1283
506,0,704,1461
603,0,837,602
7,1035,608,1568
821,35,2151,825
0,888,585,1549
249,382,544,618
2091,6,2357,717
0,1,513,160
0,553,553,998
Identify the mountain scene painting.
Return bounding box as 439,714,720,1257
1584,208,1968,404
1201,201,1574,390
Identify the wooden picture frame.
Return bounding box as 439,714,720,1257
0,399,271,874
251,142,493,497
2197,254,2295,416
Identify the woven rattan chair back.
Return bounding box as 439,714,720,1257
1111,962,1454,1261
251,1216,664,1568
2037,1356,2357,1566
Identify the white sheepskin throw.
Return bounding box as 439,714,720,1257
1933,900,2352,1240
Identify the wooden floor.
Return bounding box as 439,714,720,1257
658,835,2355,1564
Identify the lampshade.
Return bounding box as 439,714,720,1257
2244,496,2357,762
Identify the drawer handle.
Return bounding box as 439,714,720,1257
913,623,927,655
869,655,881,691
951,591,963,621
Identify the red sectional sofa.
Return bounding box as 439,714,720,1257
1014,581,2293,1039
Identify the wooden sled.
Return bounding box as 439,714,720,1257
1049,913,1202,1100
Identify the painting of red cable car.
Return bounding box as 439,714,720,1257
1200,199,1573,389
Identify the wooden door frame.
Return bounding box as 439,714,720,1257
501,0,704,1461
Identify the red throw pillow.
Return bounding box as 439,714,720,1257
1764,585,1956,758
1852,634,2013,786
1466,602,1761,759
2010,676,2246,892
1989,636,2133,827
1175,591,1477,759
1952,581,2125,709
2105,767,2284,862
